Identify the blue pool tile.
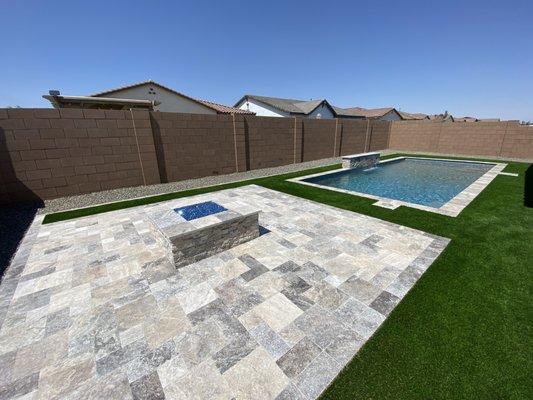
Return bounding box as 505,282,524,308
304,158,494,208
174,201,227,221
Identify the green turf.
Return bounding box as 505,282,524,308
42,154,532,399
42,153,503,224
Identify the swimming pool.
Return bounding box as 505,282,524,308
290,157,505,216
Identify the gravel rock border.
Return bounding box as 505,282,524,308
41,157,343,214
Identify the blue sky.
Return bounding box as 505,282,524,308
1,0,532,120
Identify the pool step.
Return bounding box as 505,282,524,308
373,200,401,210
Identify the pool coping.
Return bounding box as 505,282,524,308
287,156,507,217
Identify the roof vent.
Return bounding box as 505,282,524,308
48,90,60,96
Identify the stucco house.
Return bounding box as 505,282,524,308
235,95,405,121
44,80,252,114
234,95,341,119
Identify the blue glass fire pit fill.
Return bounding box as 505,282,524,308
174,201,227,221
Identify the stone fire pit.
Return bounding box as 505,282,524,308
147,200,259,268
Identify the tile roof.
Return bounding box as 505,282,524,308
91,80,252,114
341,107,396,118
329,106,362,118
196,99,254,114
238,95,402,119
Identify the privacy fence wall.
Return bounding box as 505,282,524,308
389,120,533,159
1,108,532,204
0,109,388,204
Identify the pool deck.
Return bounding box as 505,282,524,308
0,185,449,400
289,156,507,217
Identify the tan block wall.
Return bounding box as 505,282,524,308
388,120,442,152
389,120,533,159
500,124,533,159
0,108,159,204
242,116,296,169
338,119,368,155
367,121,391,152
301,119,337,162
149,112,241,182
2,108,531,205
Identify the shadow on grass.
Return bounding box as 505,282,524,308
525,163,532,207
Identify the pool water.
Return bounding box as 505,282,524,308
174,201,227,221
303,158,495,207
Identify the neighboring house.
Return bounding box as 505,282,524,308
44,80,253,114
334,107,403,121
429,114,455,122
454,116,478,122
397,112,501,123
398,111,430,120
234,95,338,119
234,94,404,121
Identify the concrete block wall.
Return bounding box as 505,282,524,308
337,119,368,155
301,119,338,162
242,115,296,169
388,120,441,152
500,124,533,159
367,121,391,152
149,112,241,183
389,120,533,159
1,108,531,205
0,108,159,204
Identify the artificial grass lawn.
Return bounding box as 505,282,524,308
43,154,532,399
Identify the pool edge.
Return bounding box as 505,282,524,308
287,156,507,217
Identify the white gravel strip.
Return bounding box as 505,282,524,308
41,157,343,214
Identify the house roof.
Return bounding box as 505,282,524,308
195,99,254,115
341,107,397,118
43,95,159,110
454,116,478,122
331,106,402,119
398,111,429,120
235,95,331,116
236,95,406,120
91,80,253,114
429,114,455,122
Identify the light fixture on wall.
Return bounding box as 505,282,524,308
316,113,322,119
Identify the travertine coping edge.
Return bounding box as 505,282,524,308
288,156,506,217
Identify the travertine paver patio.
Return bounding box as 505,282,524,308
0,185,449,400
